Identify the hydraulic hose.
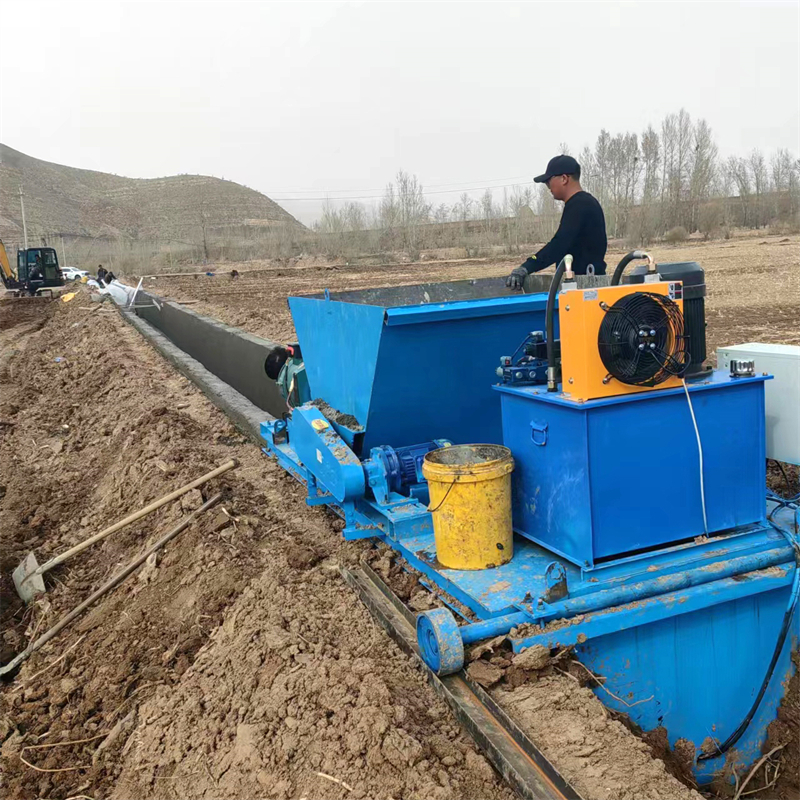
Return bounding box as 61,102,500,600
545,255,573,392
610,250,654,286
698,522,800,761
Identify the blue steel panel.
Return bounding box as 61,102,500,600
384,294,547,325
290,297,386,429
290,289,553,453
511,566,794,650
286,407,365,502
499,374,766,565
391,534,581,617
589,377,766,558
501,392,594,566
575,583,796,783
495,370,769,407
363,299,551,450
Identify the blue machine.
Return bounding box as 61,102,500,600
261,276,799,785
496,330,551,386
497,373,768,566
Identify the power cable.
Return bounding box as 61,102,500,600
698,518,799,761
683,378,708,535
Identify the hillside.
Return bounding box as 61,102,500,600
0,144,305,245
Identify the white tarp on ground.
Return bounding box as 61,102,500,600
102,279,137,306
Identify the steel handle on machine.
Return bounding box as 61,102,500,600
36,459,238,576
530,421,548,446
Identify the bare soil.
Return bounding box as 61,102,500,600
491,677,700,800
0,290,516,800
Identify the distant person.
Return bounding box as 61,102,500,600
97,265,107,286
105,270,117,283
507,155,608,288
230,269,240,279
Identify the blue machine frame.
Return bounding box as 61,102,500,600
261,280,799,785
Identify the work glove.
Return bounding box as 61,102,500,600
506,265,529,289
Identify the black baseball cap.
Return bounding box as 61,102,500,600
534,155,580,183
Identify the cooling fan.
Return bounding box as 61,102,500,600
598,292,689,386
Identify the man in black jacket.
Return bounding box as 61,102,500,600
507,155,607,287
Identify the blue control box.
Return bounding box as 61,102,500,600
495,372,768,567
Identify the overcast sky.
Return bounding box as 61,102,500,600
1,0,798,224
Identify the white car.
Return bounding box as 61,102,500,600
61,267,89,281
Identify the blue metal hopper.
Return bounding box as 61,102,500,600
289,277,552,452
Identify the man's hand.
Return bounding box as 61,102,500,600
506,265,529,289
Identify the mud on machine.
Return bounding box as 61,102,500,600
260,254,799,785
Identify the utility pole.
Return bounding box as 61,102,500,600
19,186,29,249
60,234,68,268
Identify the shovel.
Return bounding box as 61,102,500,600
12,458,237,603
1,492,223,677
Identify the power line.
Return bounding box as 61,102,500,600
272,181,534,202
264,174,531,195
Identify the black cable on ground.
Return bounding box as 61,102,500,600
698,525,800,761
771,458,798,500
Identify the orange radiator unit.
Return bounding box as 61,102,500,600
558,282,689,402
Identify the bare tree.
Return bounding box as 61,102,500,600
770,148,800,221
629,125,660,244
726,156,753,228
748,150,768,228
433,203,450,224
688,118,718,231
378,182,400,249
660,112,676,224
481,188,494,221
455,192,473,223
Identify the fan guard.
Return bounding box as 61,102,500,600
597,292,689,386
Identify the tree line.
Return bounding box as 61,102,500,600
29,110,797,271
313,109,799,257
577,109,798,243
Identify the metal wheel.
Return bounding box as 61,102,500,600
416,607,464,675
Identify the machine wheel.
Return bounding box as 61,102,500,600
416,607,464,675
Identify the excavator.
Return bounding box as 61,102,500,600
0,239,65,296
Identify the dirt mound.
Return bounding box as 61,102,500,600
112,553,512,800
0,289,274,798
0,289,514,800
492,676,701,800
0,297,56,332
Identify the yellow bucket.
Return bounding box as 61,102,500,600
422,444,514,570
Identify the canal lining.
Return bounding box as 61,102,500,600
130,288,287,419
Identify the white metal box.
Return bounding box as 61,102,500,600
717,343,800,465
